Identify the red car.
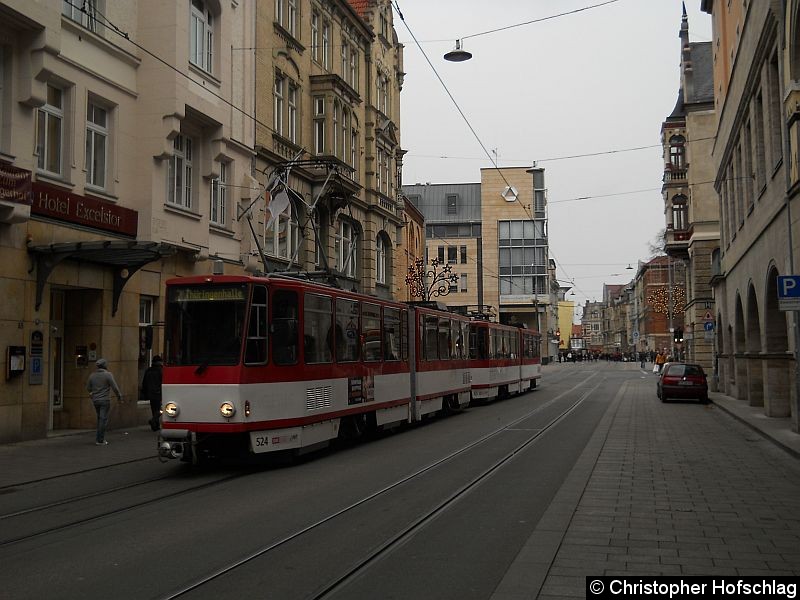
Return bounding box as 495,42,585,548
657,362,709,404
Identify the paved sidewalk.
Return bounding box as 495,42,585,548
493,364,800,599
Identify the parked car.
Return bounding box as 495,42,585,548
657,362,709,403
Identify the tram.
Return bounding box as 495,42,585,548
157,274,540,463
468,320,541,402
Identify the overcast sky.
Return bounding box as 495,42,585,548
395,0,712,317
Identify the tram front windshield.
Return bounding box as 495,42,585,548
165,284,247,366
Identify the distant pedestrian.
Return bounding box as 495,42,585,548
86,358,123,445
655,351,666,374
141,355,163,431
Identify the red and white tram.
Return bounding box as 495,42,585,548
158,274,490,463
412,305,472,418
468,320,541,403
519,327,542,391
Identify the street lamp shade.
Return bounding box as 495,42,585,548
444,39,472,62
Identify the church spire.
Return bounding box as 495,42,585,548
680,2,689,44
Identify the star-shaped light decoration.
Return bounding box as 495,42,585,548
405,257,460,301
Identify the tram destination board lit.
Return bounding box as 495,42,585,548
170,286,246,302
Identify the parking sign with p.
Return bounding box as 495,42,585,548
778,275,800,311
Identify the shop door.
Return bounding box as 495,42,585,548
49,290,65,430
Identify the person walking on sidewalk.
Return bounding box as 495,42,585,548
86,358,123,445
141,355,163,431
654,351,666,374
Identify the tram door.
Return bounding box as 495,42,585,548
48,290,65,430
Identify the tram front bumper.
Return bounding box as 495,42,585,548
158,429,190,460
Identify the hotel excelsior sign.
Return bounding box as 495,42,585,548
31,182,138,237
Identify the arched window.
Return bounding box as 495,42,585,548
672,194,688,230
350,114,359,176
376,235,387,284
669,135,685,169
341,108,349,160
335,219,357,278
266,199,300,261
332,100,339,157
190,0,216,74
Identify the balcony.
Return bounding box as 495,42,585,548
663,167,687,183
664,225,690,258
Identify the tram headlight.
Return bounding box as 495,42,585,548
163,402,179,417
244,400,251,417
220,402,236,418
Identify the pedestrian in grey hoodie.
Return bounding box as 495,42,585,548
86,358,123,445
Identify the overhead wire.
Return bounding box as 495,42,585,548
68,0,688,307
459,0,622,41
393,1,579,296
391,0,686,306
405,135,717,165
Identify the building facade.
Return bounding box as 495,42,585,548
661,6,718,373
701,0,798,427
0,0,259,441
253,0,405,300
403,167,556,361
631,257,686,357
394,195,425,302
402,182,482,312
582,300,604,353
0,0,406,442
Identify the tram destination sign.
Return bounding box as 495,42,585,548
778,276,800,311
170,286,246,302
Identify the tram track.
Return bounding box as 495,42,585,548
159,370,606,600
0,455,156,491
0,364,611,548
312,376,605,600
0,470,251,547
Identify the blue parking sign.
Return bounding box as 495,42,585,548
778,276,800,311
29,356,43,385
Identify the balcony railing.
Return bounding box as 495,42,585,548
664,168,687,182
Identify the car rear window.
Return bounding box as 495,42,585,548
666,364,704,377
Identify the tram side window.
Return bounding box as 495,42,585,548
424,314,438,359
469,325,488,360
438,317,451,359
363,303,382,361
272,290,298,365
461,322,469,360
335,298,360,362
383,307,400,361
450,320,461,359
304,293,333,364
489,329,497,359
400,309,408,360
245,285,268,365
469,325,478,359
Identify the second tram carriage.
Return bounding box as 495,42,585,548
158,274,541,463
